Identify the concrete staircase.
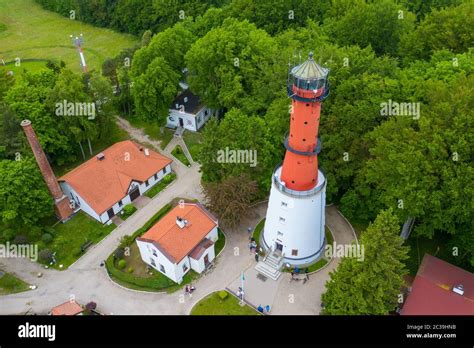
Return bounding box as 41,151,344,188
255,252,283,281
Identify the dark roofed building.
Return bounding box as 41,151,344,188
401,254,474,315
167,88,214,132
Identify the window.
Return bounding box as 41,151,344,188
292,249,298,256
277,231,283,237
183,263,188,273
159,264,166,274
154,173,158,180
281,201,288,208
197,115,201,123
152,250,157,257
118,200,123,207
150,258,156,267
145,180,149,187
279,217,286,224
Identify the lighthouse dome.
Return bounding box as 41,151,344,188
290,52,329,91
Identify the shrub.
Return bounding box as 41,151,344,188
119,235,133,248
41,233,53,244
2,228,16,241
118,259,127,269
127,267,134,273
13,234,28,245
114,247,125,260
39,249,53,263
218,290,229,300
122,204,137,219
28,226,43,241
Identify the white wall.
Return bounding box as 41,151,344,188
136,239,181,283
189,227,218,274
60,182,101,221
62,164,172,224
167,107,213,132
262,168,326,267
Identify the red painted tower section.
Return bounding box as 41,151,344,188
21,120,73,222
280,52,329,191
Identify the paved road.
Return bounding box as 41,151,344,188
0,119,357,315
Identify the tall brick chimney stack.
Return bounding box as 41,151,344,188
21,119,73,222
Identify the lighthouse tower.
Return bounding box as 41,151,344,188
261,52,329,268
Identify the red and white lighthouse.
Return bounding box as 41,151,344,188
261,52,329,267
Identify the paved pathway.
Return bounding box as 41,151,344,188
0,118,357,316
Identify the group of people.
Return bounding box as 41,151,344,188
184,284,196,296
257,304,271,314
290,267,310,283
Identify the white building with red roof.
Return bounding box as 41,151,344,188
59,140,172,224
136,203,219,283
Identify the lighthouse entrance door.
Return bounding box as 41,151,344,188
275,242,283,254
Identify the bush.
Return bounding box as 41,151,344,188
118,259,127,269
39,249,53,263
119,235,134,248
218,290,229,300
13,234,28,245
122,204,137,219
114,247,125,260
127,267,134,273
2,228,16,241
41,233,53,244
28,226,43,241
73,248,82,257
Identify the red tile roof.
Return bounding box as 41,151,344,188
138,203,218,263
59,141,172,214
401,254,474,315
51,300,83,316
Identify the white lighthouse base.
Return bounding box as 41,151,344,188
261,166,326,267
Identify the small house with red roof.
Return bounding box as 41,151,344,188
401,254,474,315
59,140,172,224
136,203,219,283
50,300,84,316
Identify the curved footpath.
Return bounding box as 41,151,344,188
0,119,357,315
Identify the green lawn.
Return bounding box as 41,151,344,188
191,291,258,315
171,145,191,166
107,242,199,293
38,212,116,269
182,131,203,162
215,229,226,255
2,60,48,78
145,172,177,198
0,271,30,295
0,0,137,74
124,116,174,149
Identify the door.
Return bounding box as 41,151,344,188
179,118,184,127
129,187,140,201
107,208,115,219
204,254,209,267
275,242,283,253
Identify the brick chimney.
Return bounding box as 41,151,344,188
21,119,73,222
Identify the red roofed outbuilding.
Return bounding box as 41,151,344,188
59,141,172,224
136,203,219,284
401,254,474,315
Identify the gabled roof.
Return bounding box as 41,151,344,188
51,300,83,316
170,89,203,115
401,254,474,315
59,141,172,214
137,203,218,263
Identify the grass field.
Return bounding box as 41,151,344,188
191,291,258,315
0,271,30,295
171,145,191,166
0,0,137,74
38,212,116,269
182,131,203,162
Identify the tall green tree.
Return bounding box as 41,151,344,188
322,209,409,314
0,158,54,226
185,18,282,115
131,57,180,123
